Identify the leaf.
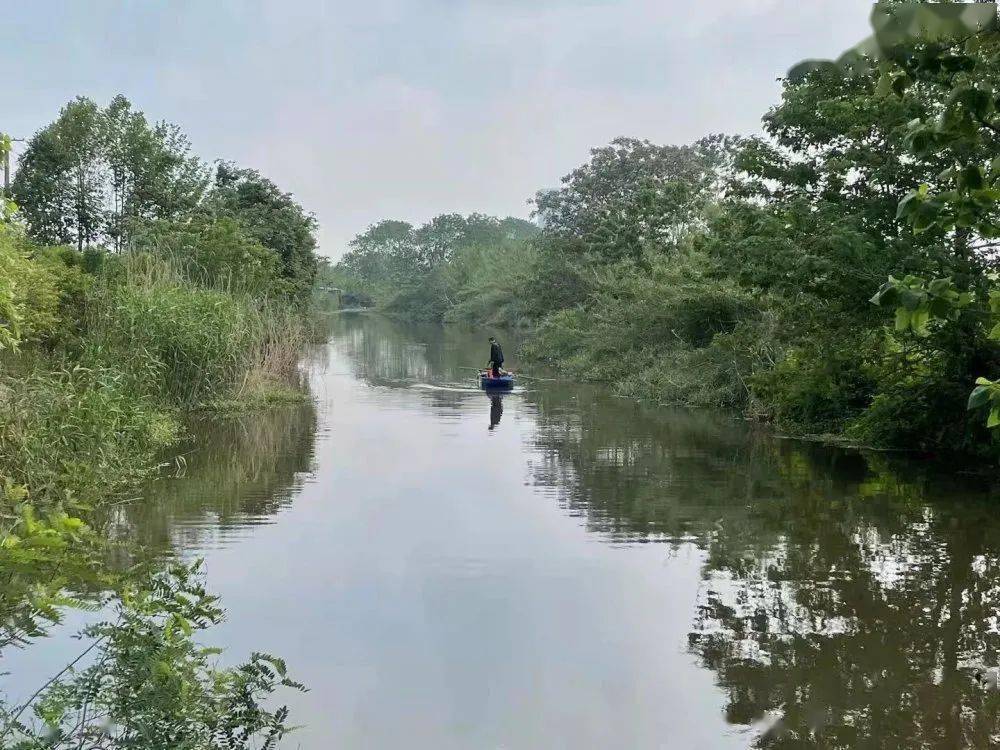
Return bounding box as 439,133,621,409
899,288,922,311
987,407,1000,429
960,165,985,191
969,385,991,410
895,307,911,331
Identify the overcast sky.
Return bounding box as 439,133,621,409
3,0,873,258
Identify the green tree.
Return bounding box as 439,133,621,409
13,98,105,250
532,135,732,265
100,95,208,252
12,96,208,252
208,163,319,299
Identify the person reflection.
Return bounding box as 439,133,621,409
489,395,504,431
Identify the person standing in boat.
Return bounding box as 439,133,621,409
488,336,504,377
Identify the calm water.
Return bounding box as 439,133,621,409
9,311,1000,748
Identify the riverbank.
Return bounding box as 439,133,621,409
0,95,320,745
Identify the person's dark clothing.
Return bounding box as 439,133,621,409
489,341,504,377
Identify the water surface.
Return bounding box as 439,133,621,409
10,312,1000,748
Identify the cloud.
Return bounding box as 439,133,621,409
2,0,874,258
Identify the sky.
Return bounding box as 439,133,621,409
2,0,874,259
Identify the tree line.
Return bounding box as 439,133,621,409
336,3,1000,459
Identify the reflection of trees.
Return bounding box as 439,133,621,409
330,312,523,392
526,387,1000,747
100,403,317,556
1,403,317,660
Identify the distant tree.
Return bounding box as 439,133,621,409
339,219,416,286
532,135,732,264
12,95,208,252
413,213,539,271
207,163,319,299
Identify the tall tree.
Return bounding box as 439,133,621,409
208,162,319,298
12,95,208,252
533,135,732,264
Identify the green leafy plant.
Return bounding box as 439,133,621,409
869,275,973,335
1,562,304,750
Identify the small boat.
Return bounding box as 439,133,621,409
479,370,515,390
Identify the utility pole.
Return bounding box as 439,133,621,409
1,135,24,196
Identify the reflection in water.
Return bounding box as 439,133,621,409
11,311,1000,748
105,402,318,556
525,378,1000,746
331,313,1000,748
489,395,504,431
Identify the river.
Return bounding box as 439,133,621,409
8,311,1000,748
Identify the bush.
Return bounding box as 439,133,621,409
0,227,89,351
81,254,306,408
131,217,288,298
524,250,759,408
0,365,179,505
3,563,303,749
751,341,878,434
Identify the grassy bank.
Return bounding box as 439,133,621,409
0,228,311,508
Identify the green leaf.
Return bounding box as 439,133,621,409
895,307,911,331
987,407,1000,429
899,288,922,311
969,385,991,410
960,165,985,191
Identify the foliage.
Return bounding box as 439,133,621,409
1,562,304,750
207,163,319,300
0,226,92,351
532,135,732,265
12,95,208,252
337,213,540,323
82,255,307,409
130,216,285,297
0,364,179,506
829,2,1000,435
0,479,110,652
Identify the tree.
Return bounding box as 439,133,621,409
13,98,104,250
337,219,416,289
532,135,732,264
208,163,319,299
12,95,208,252
101,95,207,252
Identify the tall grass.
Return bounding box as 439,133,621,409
0,251,311,507
0,366,178,506
84,253,308,408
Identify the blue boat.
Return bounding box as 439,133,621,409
479,371,515,390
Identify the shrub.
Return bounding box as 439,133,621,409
2,563,303,749
0,365,178,506
0,227,87,350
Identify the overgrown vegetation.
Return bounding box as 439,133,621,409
338,4,1000,459
0,94,320,743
